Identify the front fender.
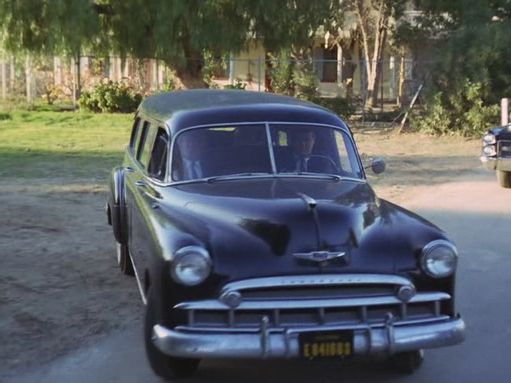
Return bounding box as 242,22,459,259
108,167,128,244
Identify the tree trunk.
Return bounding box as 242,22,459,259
1,56,6,100
356,0,389,108
264,52,275,92
25,53,34,106
172,30,207,89
368,25,387,107
75,54,81,101
10,57,15,93
173,60,207,89
397,55,405,107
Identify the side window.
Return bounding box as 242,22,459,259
148,128,169,181
136,121,150,161
137,121,157,169
129,117,141,152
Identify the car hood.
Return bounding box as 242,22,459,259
160,178,446,282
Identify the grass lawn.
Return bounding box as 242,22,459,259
0,108,481,195
0,110,133,179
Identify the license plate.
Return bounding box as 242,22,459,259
299,331,354,360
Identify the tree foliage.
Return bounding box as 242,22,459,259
0,0,100,56
409,0,511,103
398,0,511,134
0,0,333,88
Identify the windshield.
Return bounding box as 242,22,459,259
171,123,362,181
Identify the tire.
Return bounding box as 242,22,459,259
144,288,200,380
115,242,134,276
390,349,424,374
497,170,511,188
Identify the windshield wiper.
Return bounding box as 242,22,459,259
205,172,273,183
279,172,343,181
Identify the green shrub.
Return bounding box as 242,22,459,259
79,81,142,113
269,50,295,95
0,112,12,120
311,97,355,120
224,79,247,90
411,80,499,136
293,60,319,101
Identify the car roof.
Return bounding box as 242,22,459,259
137,90,347,133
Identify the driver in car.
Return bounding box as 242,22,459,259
287,128,316,172
277,128,339,174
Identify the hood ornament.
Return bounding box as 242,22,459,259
293,250,347,264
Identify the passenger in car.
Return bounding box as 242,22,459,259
174,133,206,180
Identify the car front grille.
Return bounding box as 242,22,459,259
173,274,451,331
498,140,511,157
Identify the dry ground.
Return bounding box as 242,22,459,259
0,130,481,380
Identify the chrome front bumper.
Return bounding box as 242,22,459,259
152,316,465,359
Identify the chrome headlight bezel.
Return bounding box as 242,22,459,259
171,246,212,286
420,240,458,278
483,133,497,145
482,145,497,156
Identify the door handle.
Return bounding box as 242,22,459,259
135,180,146,187
125,166,134,172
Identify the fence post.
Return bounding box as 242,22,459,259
1,53,6,100
71,57,77,108
258,56,261,92
229,54,235,85
501,98,508,126
380,59,384,110
10,57,15,95
25,53,34,105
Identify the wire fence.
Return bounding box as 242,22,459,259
0,54,432,109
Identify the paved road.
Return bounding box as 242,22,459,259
10,169,511,383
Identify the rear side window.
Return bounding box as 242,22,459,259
148,128,169,181
129,117,142,152
137,121,156,168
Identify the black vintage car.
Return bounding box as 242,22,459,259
107,90,465,380
481,126,511,187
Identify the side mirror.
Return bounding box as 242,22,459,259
366,157,386,174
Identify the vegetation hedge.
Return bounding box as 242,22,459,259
311,97,355,120
79,81,142,113
411,81,499,137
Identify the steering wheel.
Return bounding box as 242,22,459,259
306,155,341,174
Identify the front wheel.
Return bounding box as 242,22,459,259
497,170,511,188
390,349,424,374
144,288,200,380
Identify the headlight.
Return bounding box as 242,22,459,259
420,240,458,278
483,133,496,144
171,246,211,286
482,145,497,156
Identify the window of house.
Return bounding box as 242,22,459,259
321,47,338,83
148,128,169,181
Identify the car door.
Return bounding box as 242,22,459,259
125,121,169,292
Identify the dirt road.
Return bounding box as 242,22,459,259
0,131,504,381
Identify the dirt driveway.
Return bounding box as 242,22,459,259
0,131,481,380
